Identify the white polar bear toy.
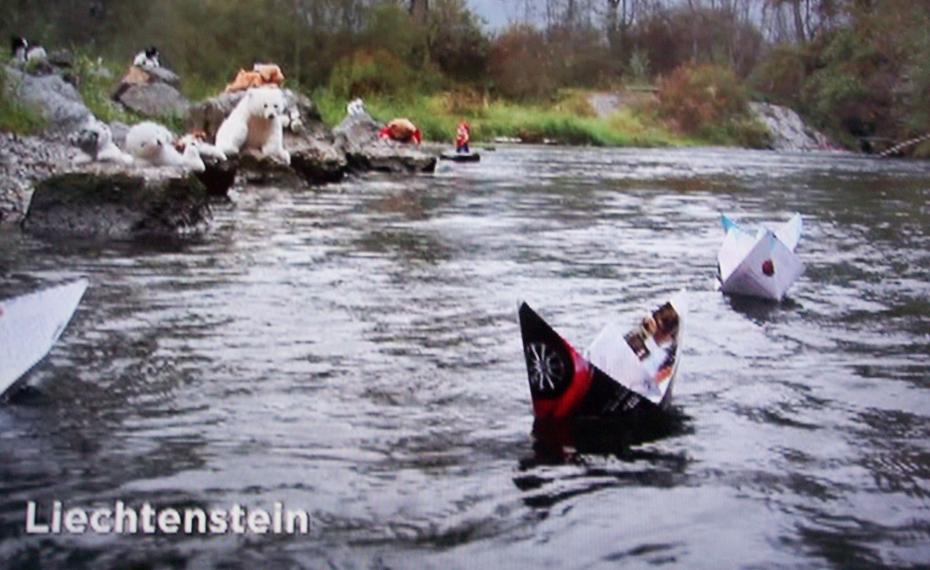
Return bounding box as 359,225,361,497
125,121,205,172
214,87,290,165
70,118,134,165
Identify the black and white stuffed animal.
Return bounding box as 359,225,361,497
132,46,160,68
10,36,47,64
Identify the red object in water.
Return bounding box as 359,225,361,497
762,259,775,276
455,121,470,151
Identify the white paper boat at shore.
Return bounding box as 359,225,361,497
717,213,804,302
0,279,88,397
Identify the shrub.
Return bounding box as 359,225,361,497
657,63,750,133
328,49,419,100
488,25,554,100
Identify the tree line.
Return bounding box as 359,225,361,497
3,0,928,148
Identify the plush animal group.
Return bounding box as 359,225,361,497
70,119,225,173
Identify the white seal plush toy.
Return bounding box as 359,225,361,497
214,86,290,165
70,118,134,165
125,121,205,172
177,132,227,162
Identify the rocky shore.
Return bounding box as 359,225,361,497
0,60,438,238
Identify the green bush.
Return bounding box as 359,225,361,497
328,49,420,100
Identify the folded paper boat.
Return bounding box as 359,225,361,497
717,213,804,302
518,294,686,420
439,151,480,163
0,279,88,397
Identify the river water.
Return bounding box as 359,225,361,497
0,146,928,569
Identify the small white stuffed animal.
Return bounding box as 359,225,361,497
346,98,365,117
214,87,290,165
70,118,134,165
125,121,205,172
177,133,227,161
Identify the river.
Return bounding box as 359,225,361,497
0,146,928,568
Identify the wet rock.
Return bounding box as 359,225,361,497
236,154,300,186
288,134,347,184
23,166,211,238
750,102,835,152
333,112,436,174
2,65,92,133
112,66,189,119
196,156,238,197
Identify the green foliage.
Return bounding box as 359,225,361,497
71,53,139,125
0,67,47,134
328,49,420,100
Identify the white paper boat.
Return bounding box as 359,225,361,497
0,279,88,397
717,213,804,302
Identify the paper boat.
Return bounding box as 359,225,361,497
717,213,804,302
518,295,686,420
439,151,480,163
0,279,88,397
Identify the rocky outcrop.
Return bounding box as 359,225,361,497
333,112,436,173
0,132,75,225
112,66,189,119
750,103,835,152
22,166,211,238
2,65,92,133
196,156,238,198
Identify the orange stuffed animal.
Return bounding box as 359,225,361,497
225,63,285,93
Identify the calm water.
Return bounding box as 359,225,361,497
0,146,928,569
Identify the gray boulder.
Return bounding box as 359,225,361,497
116,82,189,119
2,65,92,133
22,166,212,238
112,66,189,119
750,102,835,152
333,112,436,173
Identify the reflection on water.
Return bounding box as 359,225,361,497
0,147,928,569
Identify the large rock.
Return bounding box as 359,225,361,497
0,132,74,226
2,65,92,133
333,112,436,173
116,82,189,119
22,166,212,238
750,102,835,152
112,66,189,119
187,89,344,185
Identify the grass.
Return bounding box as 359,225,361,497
313,88,697,148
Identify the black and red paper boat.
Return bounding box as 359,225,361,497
518,295,686,421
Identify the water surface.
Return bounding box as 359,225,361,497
1,146,928,568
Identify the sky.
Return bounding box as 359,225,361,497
467,0,519,30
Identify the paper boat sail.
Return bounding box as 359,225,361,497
0,279,88,397
518,295,686,420
717,213,804,302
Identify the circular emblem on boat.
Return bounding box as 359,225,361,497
762,259,775,276
525,342,568,396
